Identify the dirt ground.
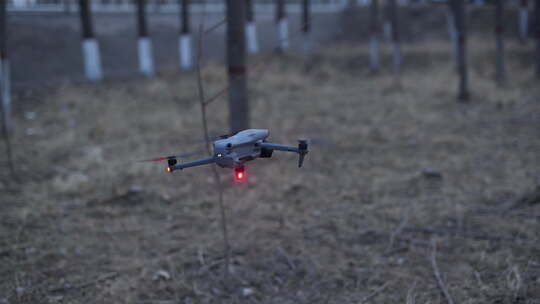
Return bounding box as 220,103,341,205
1,37,540,303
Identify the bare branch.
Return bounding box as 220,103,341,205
49,272,119,293
197,19,313,109
204,18,226,35
194,8,230,280
430,242,455,304
360,281,391,304
386,210,409,253
276,247,296,270
404,226,536,247
203,85,229,106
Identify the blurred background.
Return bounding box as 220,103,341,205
1,0,540,303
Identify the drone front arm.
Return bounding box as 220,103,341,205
258,142,299,153
169,156,215,172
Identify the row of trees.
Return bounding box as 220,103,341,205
367,0,539,102
1,0,540,164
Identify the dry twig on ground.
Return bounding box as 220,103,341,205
430,241,455,304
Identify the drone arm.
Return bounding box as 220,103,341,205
259,140,308,168
169,156,215,171
258,142,299,153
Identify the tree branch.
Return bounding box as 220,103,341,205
195,10,230,280
430,242,455,304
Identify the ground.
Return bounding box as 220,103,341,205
1,38,540,303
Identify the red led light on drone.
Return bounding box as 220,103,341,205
235,168,245,181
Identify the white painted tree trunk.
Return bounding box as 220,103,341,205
0,59,10,131
277,18,289,50
13,0,36,8
520,7,529,41
81,38,103,81
370,36,380,72
179,34,192,70
137,37,154,76
245,22,258,54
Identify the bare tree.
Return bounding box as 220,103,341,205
0,0,9,132
535,0,540,77
276,0,289,51
0,0,15,177
369,0,380,74
388,0,401,81
226,0,249,133
63,0,72,14
245,0,258,54
494,0,506,85
451,0,469,101
179,0,192,69
136,0,155,76
519,0,529,43
446,1,458,70
154,0,165,13
302,0,312,67
79,0,103,80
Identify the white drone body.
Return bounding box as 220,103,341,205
147,129,308,181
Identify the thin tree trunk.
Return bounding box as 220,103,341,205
302,0,312,68
452,0,469,101
0,0,9,132
179,0,192,69
226,0,249,133
369,0,380,73
535,0,540,77
79,0,103,80
137,0,148,37
194,22,230,280
446,2,458,70
388,0,401,80
276,0,288,51
180,0,189,35
245,0,258,54
154,0,164,13
519,0,529,43
494,0,506,85
63,0,71,14
136,0,154,76
79,0,94,40
0,0,15,177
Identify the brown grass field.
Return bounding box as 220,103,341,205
1,38,540,303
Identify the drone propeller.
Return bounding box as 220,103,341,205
139,151,201,166
190,131,242,144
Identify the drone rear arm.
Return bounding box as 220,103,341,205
169,156,215,172
259,140,308,167
258,142,299,153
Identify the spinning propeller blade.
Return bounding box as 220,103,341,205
139,151,201,163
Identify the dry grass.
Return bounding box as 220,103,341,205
1,38,539,303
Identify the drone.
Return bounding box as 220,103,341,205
143,129,308,181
